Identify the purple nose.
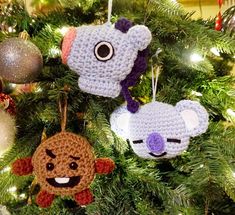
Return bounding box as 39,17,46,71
146,132,165,153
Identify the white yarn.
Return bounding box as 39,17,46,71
107,0,113,25
110,100,209,159
0,110,16,156
151,65,160,102
110,105,131,139
67,24,152,98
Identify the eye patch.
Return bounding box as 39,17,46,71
132,140,143,144
167,138,181,143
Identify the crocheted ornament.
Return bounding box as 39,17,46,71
12,131,115,208
110,100,209,159
62,18,152,113
0,110,16,156
0,93,16,115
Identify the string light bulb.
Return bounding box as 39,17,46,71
191,90,203,97
58,26,70,36
19,193,26,199
35,86,43,93
9,83,17,88
190,53,204,62
49,47,61,57
232,171,235,178
1,166,10,173
8,186,17,193
227,109,235,118
210,47,220,56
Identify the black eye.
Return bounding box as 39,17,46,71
69,162,78,170
133,140,143,144
167,138,181,144
94,41,114,61
46,163,54,171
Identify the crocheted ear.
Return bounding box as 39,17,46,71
127,25,152,51
175,100,209,137
110,105,131,139
61,27,77,64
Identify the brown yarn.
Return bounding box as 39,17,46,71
32,131,95,196
58,93,68,132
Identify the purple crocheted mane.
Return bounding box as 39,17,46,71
115,18,149,113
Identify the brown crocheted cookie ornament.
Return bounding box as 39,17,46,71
12,131,115,208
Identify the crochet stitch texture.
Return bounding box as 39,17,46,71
62,18,151,113
110,100,209,159
12,131,115,207
32,132,95,196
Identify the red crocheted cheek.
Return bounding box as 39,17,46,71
61,27,77,64
36,190,54,208
12,157,33,176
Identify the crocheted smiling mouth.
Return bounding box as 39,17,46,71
149,152,167,158
46,176,81,188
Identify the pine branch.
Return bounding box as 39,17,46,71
85,99,115,152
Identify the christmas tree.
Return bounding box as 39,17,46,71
0,0,235,214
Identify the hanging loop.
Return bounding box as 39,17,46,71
107,0,113,25
151,48,162,102
59,86,69,132
151,65,161,102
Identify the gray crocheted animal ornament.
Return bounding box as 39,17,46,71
61,18,152,113
110,100,209,159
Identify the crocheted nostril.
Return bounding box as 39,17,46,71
146,132,165,153
61,27,77,64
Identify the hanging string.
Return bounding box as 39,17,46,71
151,65,160,102
151,48,162,102
41,127,47,142
107,0,113,25
58,90,68,132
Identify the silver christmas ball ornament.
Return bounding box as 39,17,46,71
0,38,43,83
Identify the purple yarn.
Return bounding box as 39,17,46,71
115,18,149,113
126,99,139,113
115,18,133,33
147,132,165,153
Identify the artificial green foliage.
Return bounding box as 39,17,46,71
0,0,235,214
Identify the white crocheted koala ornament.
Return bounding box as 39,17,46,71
110,100,209,159
61,19,152,113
